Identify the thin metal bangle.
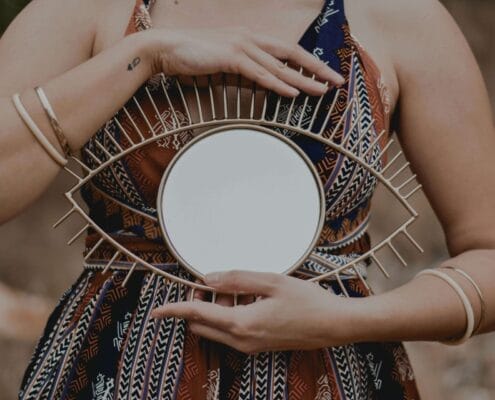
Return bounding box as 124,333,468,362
12,93,68,167
35,86,72,157
438,265,486,335
415,268,475,345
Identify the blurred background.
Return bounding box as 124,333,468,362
0,0,494,399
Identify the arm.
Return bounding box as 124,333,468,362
0,0,155,224
151,0,495,352
0,0,343,224
352,0,495,341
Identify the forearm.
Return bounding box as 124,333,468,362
348,248,495,344
0,30,155,223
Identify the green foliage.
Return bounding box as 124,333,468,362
0,0,30,34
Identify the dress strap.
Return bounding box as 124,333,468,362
124,0,154,36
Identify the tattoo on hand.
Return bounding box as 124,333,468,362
127,57,141,71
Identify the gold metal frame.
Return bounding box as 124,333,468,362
156,123,327,280
53,72,424,300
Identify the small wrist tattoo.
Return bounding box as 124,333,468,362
127,57,141,71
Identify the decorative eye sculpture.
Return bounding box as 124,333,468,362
54,72,424,300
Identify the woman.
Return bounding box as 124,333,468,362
1,0,494,398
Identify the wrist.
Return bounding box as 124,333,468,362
319,293,380,346
338,295,389,344
123,30,161,78
134,29,182,76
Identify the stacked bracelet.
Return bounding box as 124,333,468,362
414,267,484,345
34,86,72,157
438,265,486,335
12,93,68,167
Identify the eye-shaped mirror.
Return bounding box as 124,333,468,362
157,125,326,278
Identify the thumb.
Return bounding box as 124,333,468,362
203,269,281,296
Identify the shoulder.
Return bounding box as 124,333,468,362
355,0,452,33
0,0,107,59
92,0,139,56
356,0,467,73
0,0,109,94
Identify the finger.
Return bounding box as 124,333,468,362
185,279,208,301
187,321,238,348
243,44,329,96
214,292,235,306
238,293,257,305
253,35,345,86
233,55,301,97
151,300,236,330
203,270,282,295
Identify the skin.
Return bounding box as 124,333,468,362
1,0,495,355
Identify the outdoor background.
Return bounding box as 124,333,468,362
0,0,494,399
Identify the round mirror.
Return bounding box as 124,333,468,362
157,125,325,278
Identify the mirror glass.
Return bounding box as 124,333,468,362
157,127,324,277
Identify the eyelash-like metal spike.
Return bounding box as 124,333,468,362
192,76,204,123
94,139,113,158
145,87,166,133
382,150,403,174
175,78,192,123
84,237,105,261
102,250,121,274
348,118,375,153
386,240,407,267
120,262,138,287
160,74,180,129
236,74,242,119
327,97,356,140
52,208,76,229
104,128,124,152
249,81,256,120
285,66,304,125
123,106,146,141
84,148,103,165
113,117,135,145
133,96,155,136
70,155,93,173
67,224,89,246
297,73,317,128
208,75,217,120
361,129,387,159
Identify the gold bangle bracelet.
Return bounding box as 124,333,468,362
415,268,475,345
12,93,68,167
438,265,486,335
34,86,71,157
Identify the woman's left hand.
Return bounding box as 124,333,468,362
151,270,363,354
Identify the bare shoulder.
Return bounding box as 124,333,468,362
92,0,138,56
0,0,110,94
356,0,469,80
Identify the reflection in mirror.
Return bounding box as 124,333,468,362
157,126,325,278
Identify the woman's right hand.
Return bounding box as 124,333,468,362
145,27,345,98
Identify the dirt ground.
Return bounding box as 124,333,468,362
0,0,494,399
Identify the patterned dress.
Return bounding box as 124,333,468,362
19,0,422,398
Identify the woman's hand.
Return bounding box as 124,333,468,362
144,27,345,98
150,270,363,354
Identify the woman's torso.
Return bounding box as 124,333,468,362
19,2,424,399
81,0,397,277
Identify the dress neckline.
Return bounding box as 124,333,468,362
143,0,330,50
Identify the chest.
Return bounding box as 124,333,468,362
94,0,328,54
152,0,324,45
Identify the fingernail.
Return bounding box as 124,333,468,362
205,272,220,284
289,88,300,97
